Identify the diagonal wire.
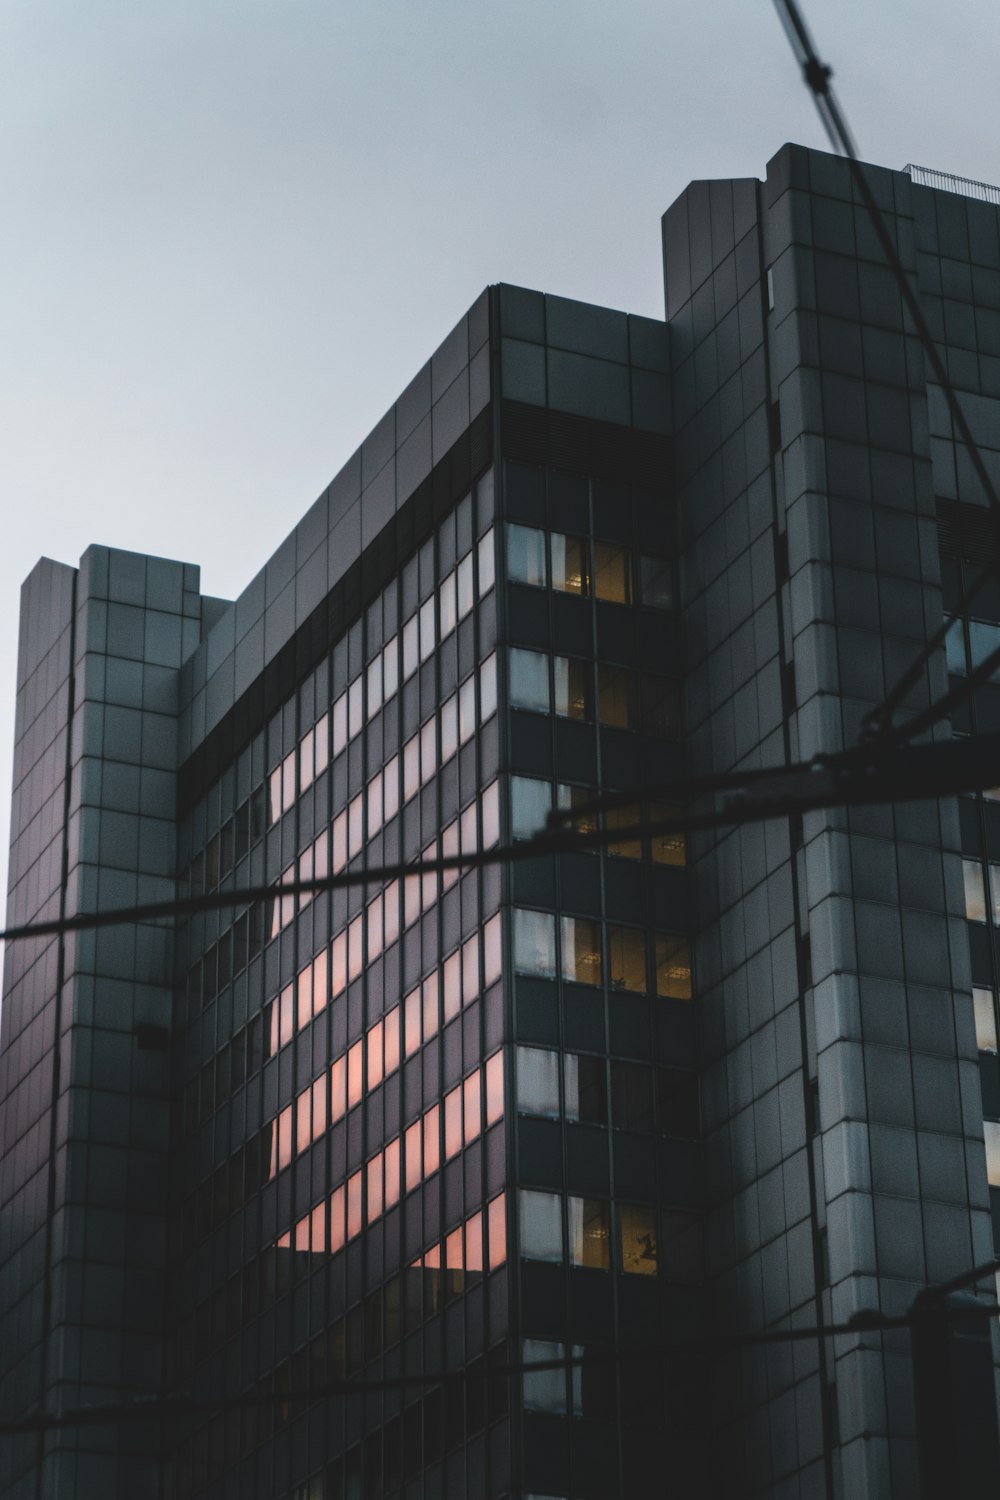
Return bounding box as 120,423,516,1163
773,0,1000,746
4,733,1000,945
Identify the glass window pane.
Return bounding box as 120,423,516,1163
522,1339,566,1414
568,1197,610,1269
510,648,550,714
478,528,496,594
513,909,556,978
382,638,399,700
974,986,998,1054
457,554,474,618
507,524,547,588
649,803,686,865
557,782,598,845
553,656,591,719
655,934,692,1000
565,1053,606,1125
439,573,457,638
519,1189,563,1261
608,925,647,993
965,859,987,922
638,554,673,609
561,916,602,986
480,652,497,720
598,664,636,730
612,1062,653,1131
511,775,551,840
419,597,436,662
593,541,631,603
985,1120,1000,1188
619,1203,658,1275
657,1067,700,1137
640,674,681,739
402,616,419,679
605,804,641,859
970,620,1000,679
459,675,476,743
990,864,1000,924
945,618,967,675
367,655,383,717
516,1046,560,1117
551,532,588,595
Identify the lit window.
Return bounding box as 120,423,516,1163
608,925,647,993
510,647,549,714
593,541,631,604
513,908,557,979
507,523,547,588
551,531,588,595
605,804,641,859
519,1189,563,1261
568,1197,610,1269
516,1046,560,1118
561,916,602,986
553,655,591,720
511,775,551,841
620,1203,658,1275
655,933,692,1000
649,804,685,865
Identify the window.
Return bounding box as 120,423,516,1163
612,1062,653,1132
598,665,636,730
568,1197,610,1269
522,1339,567,1414
593,541,631,604
620,1203,658,1276
514,909,557,979
551,532,588,595
944,618,966,675
510,648,550,714
516,1046,560,1118
970,620,1000,679
605,804,641,860
507,523,547,587
655,934,692,999
561,916,602,986
975,987,998,1053
457,554,474,618
965,860,987,922
564,1053,606,1125
608,925,647,993
658,1067,700,1137
641,674,680,739
511,776,551,841
557,782,597,845
638,554,673,609
985,1120,1000,1188
649,804,685,865
519,1189,563,1261
553,656,591,719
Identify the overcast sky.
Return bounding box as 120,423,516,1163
2,0,998,914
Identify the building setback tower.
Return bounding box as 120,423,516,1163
2,142,1000,1499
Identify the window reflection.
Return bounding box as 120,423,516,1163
553,655,591,720
514,908,557,978
608,925,647,993
565,1053,606,1125
510,648,549,714
593,541,631,604
597,664,636,730
561,916,602,986
507,523,547,588
551,532,588,595
655,933,692,999
974,985,998,1053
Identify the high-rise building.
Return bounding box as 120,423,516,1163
3,141,1000,1499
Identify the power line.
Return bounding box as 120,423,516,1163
3,732,1000,946
772,0,1000,747
5,1295,996,1437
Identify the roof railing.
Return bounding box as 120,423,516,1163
903,163,1000,206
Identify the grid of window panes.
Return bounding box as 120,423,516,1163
498,460,703,1499
167,471,514,1499
942,553,1000,1251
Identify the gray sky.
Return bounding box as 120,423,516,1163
2,0,998,912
